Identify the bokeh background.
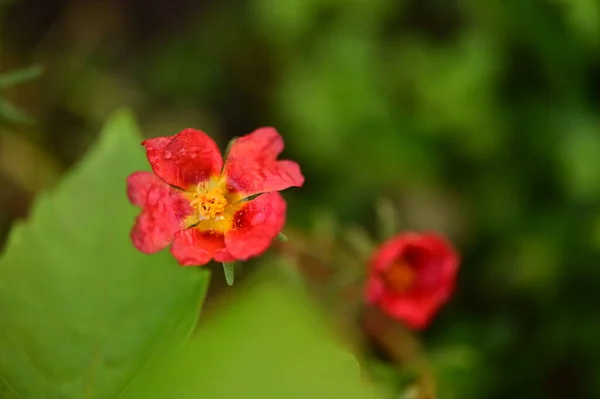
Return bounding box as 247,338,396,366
1,0,600,398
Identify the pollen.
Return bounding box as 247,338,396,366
190,183,228,220
382,261,415,293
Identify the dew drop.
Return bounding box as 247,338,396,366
251,212,266,225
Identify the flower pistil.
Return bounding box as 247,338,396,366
190,181,228,221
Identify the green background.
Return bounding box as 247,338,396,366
1,0,599,398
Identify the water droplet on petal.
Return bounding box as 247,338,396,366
251,212,266,225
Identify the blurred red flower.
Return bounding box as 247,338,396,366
366,232,460,330
126,127,304,266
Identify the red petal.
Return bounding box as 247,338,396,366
225,192,286,260
365,276,385,304
127,172,194,254
170,229,235,266
379,294,438,330
143,129,223,189
223,127,304,197
127,171,160,207
369,234,409,274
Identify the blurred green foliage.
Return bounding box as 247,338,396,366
0,64,43,124
123,269,377,399
0,111,210,398
0,0,599,398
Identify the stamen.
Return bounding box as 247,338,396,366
382,261,415,293
190,182,227,220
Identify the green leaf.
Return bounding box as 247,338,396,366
0,64,44,90
123,269,377,399
0,109,210,399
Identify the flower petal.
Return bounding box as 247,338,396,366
405,239,458,295
126,171,160,207
127,172,194,254
171,229,235,266
224,127,304,197
143,129,223,189
379,294,438,330
224,192,286,260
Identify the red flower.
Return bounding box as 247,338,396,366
366,232,459,330
126,127,304,265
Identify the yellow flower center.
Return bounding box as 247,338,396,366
382,261,415,293
190,183,228,220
